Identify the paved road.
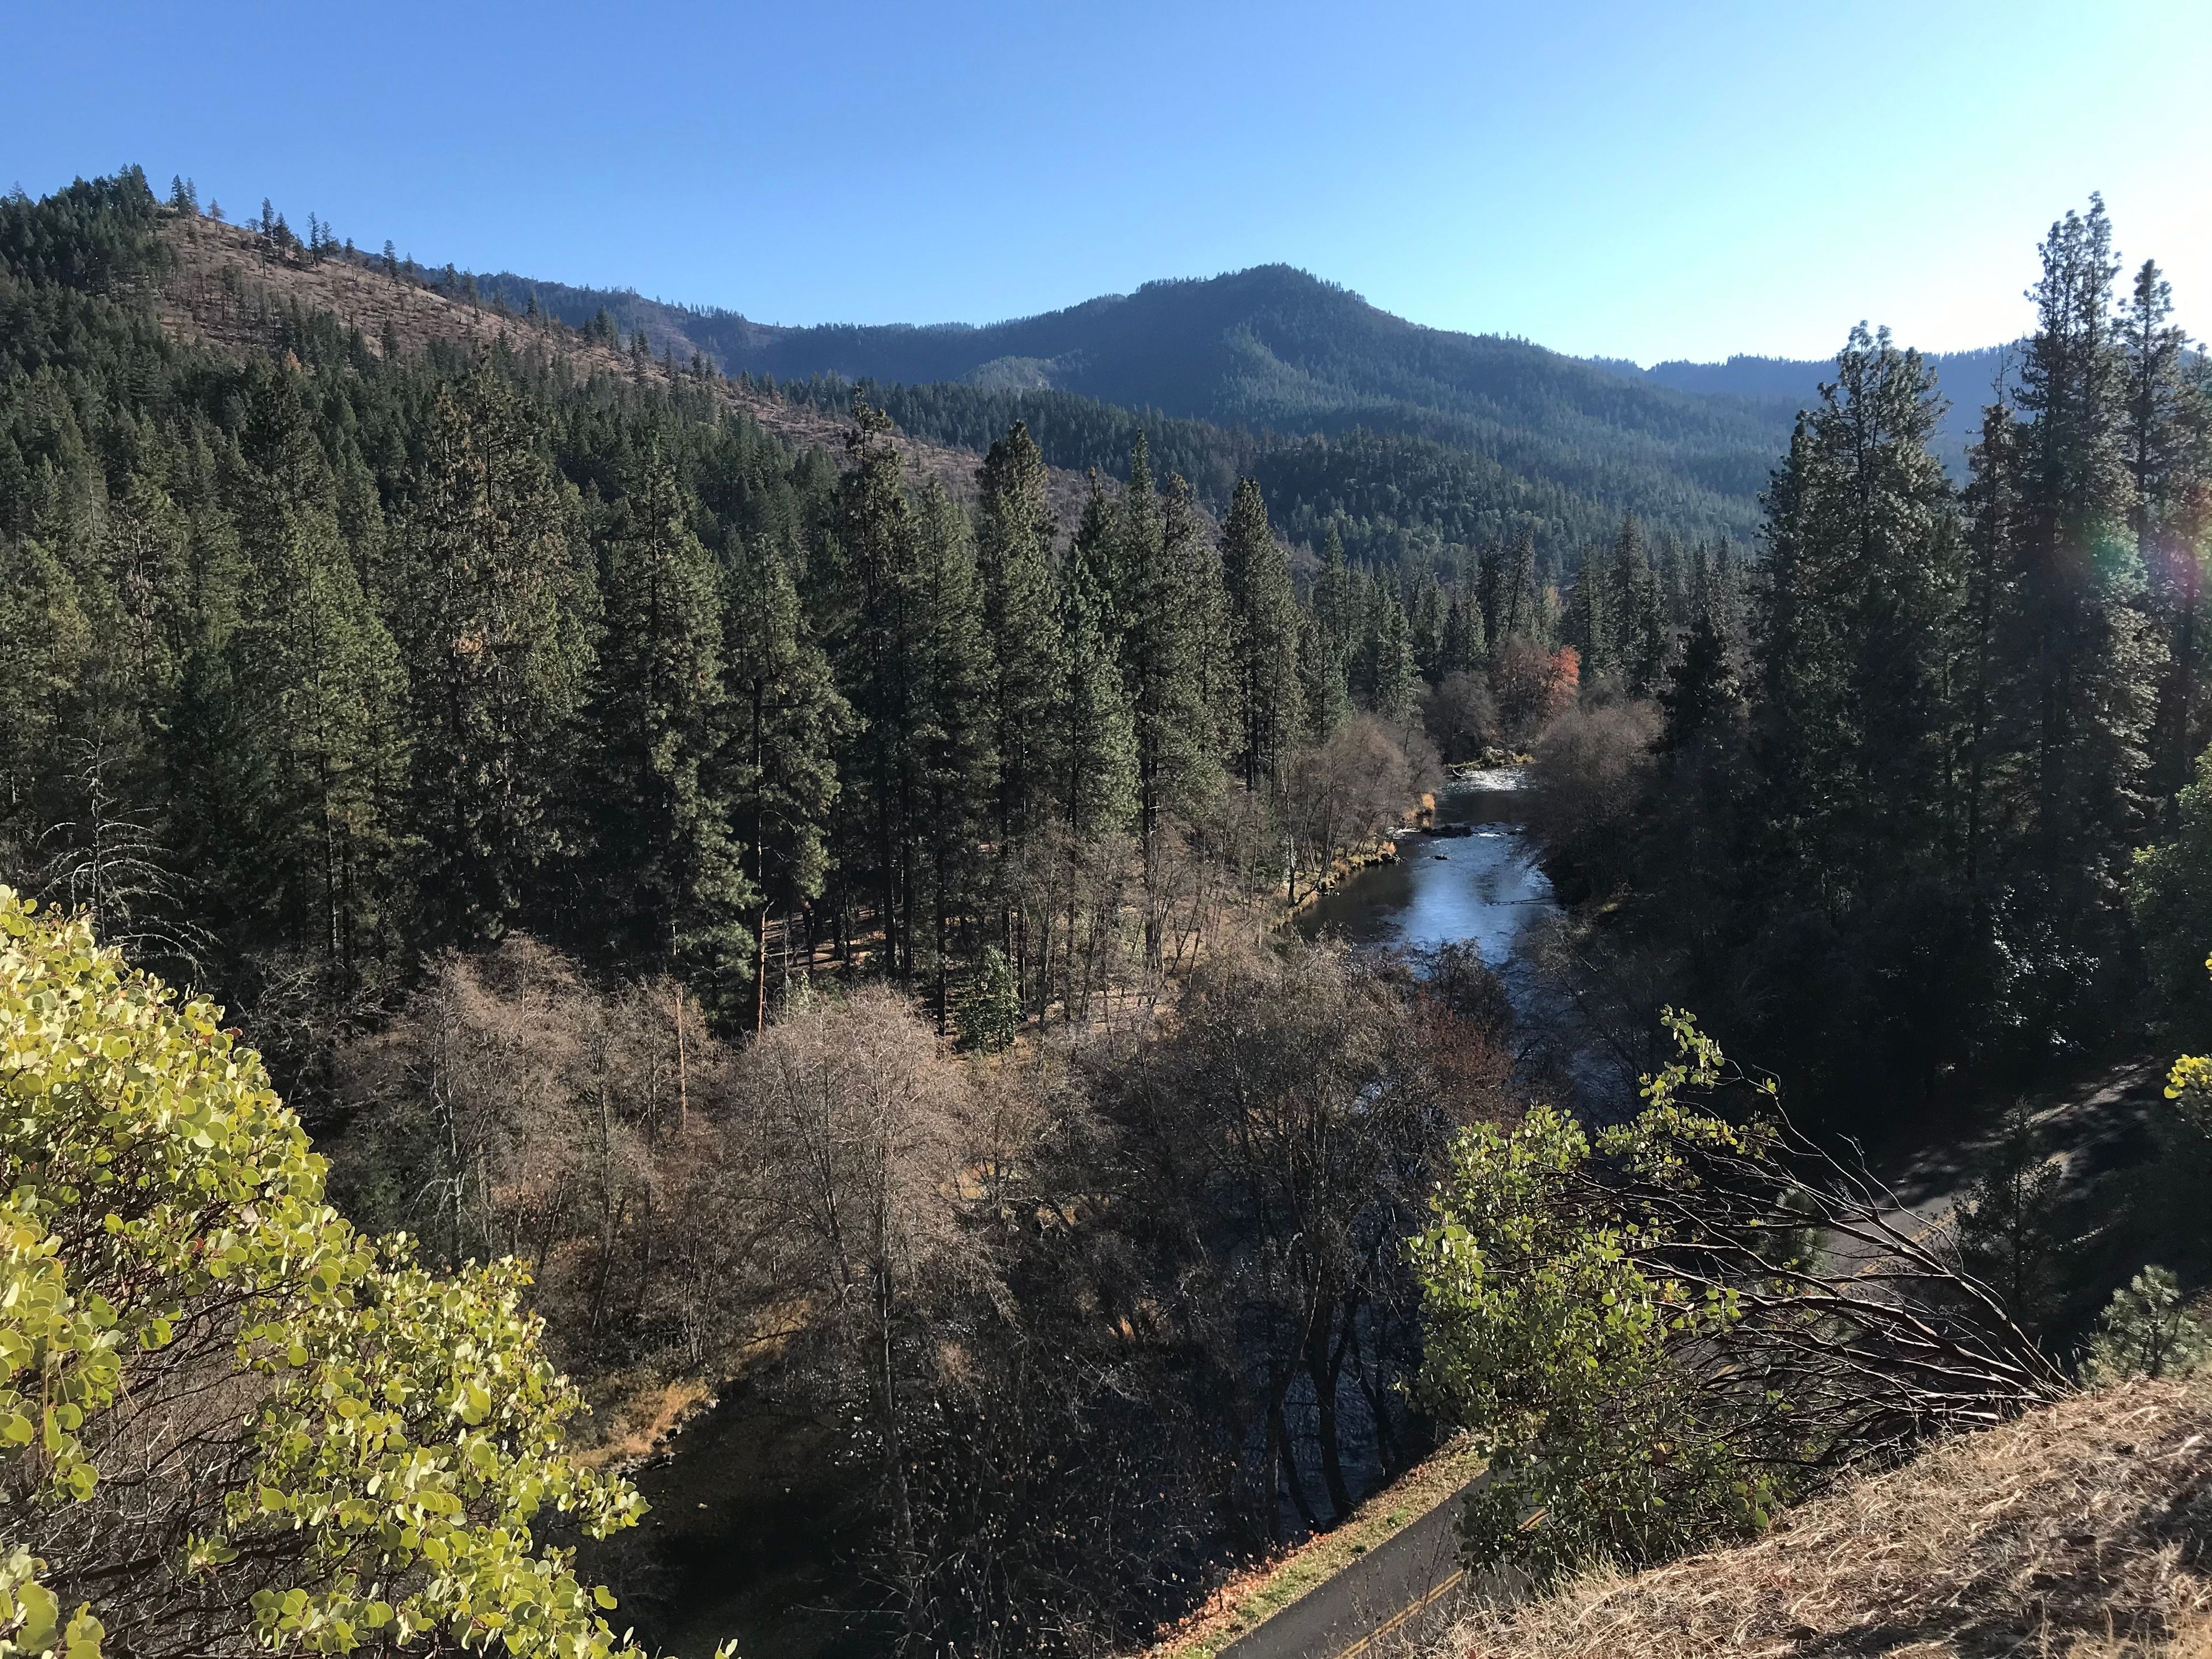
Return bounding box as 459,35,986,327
1217,1479,1481,1659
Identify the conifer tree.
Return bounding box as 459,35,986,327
1660,612,1741,752
835,400,928,973
581,450,753,999
1112,438,1219,868
1568,549,1611,681
721,531,850,1028
1609,517,1669,696
2120,259,2212,805
2009,198,2162,923
1219,478,1303,791
391,367,593,949
974,422,1066,854
1055,531,1138,840
1298,608,1350,742
227,374,408,997
1961,397,2021,885
910,481,997,1026
1755,325,1960,901
1302,527,1355,737
1497,529,1540,643
1408,567,1447,683
1442,588,1487,676
1363,586,1420,722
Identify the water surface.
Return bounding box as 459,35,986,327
1297,768,1557,972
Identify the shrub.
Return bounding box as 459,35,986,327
2082,1267,2209,1383
0,888,654,1659
1411,1012,2061,1587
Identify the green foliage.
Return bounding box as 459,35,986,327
2082,1266,2209,1383
392,368,593,949
0,887,647,1659
1410,1018,1794,1584
956,946,1020,1055
1954,1108,2067,1340
2132,766,2212,1033
974,422,1067,847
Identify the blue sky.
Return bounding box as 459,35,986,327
6,1,2208,364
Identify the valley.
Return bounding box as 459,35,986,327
4,154,2211,1659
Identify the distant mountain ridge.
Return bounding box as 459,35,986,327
482,264,1796,540
479,261,2019,529
1588,346,2024,476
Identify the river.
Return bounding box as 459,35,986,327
1297,767,1560,991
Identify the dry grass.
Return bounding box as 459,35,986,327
569,1374,715,1470
1444,1378,2212,1659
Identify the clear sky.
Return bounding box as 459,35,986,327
6,0,2209,365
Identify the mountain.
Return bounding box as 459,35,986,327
1589,346,2025,476
478,264,1792,542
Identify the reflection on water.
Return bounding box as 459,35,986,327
1297,771,1557,971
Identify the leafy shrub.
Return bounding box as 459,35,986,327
1411,1013,2060,1587
0,888,656,1659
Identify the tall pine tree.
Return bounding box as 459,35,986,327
1220,479,1302,791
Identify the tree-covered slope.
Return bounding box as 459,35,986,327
1592,344,2024,476
479,263,1782,540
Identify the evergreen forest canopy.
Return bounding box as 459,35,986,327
7,165,2212,1659
0,165,1612,1104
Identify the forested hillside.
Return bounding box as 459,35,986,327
1592,343,2025,476
476,262,1776,543
0,165,1668,1112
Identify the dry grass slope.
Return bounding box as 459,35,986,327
1444,1377,2212,1659
151,214,1097,527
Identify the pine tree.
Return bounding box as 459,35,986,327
1961,397,2021,885
721,531,850,1028
910,482,997,1028
581,449,754,999
1754,325,1961,902
1113,438,1219,866
391,368,593,949
835,400,928,974
974,422,1065,854
1363,586,1419,722
1302,527,1355,737
1660,611,1741,752
2009,198,2162,928
1055,525,1138,839
2120,259,2212,806
1219,478,1303,791
1442,588,1487,676
1497,528,1540,643
227,374,408,998
1567,547,1611,681
1609,517,1668,697
1408,566,1447,683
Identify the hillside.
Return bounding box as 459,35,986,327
1591,344,2022,476
477,262,1778,541
149,213,1103,528
158,218,1745,559
1442,1376,2212,1659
